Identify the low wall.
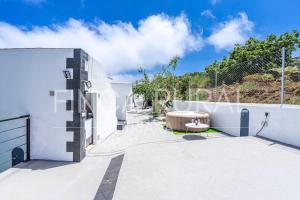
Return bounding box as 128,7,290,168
173,100,300,147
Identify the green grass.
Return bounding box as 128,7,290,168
161,123,221,135
172,128,221,135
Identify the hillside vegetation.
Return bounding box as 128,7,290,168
133,31,300,113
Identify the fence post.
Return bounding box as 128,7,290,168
280,47,285,107
26,117,31,161
215,66,218,102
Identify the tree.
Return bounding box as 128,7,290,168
133,30,300,112
133,56,180,110
205,31,300,84
133,68,157,108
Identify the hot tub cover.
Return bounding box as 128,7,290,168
166,111,210,132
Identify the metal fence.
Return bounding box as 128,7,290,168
188,47,300,105
0,115,30,173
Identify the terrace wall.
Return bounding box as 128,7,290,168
173,100,300,147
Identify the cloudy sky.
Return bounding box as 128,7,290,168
0,0,299,82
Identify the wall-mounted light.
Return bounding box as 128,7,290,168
85,81,92,89
63,70,71,79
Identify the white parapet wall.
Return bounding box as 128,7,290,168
111,83,133,121
173,100,300,147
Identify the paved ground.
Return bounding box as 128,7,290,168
1,110,300,200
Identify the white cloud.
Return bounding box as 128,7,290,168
0,14,203,74
201,10,216,20
110,73,142,83
207,12,254,51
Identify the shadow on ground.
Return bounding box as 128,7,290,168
182,135,207,141
14,160,74,170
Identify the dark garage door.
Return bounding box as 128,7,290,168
0,115,30,173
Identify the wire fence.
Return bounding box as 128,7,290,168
187,47,300,105
215,53,282,104
283,52,300,105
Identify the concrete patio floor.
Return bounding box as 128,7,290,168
1,110,300,200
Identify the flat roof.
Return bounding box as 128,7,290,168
0,48,77,50
111,82,133,85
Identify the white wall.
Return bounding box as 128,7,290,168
173,100,300,147
0,48,74,161
0,48,118,161
86,58,117,141
133,94,144,108
111,83,133,121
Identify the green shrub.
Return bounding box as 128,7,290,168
290,71,300,82
266,69,281,79
290,97,300,105
262,74,275,81
285,66,300,74
243,74,275,82
240,82,258,91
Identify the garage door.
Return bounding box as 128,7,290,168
0,115,30,173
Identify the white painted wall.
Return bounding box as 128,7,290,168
0,48,117,161
0,48,74,161
86,58,117,141
111,83,133,121
85,118,93,144
133,94,144,108
173,100,300,147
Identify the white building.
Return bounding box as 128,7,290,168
0,48,117,162
111,83,133,129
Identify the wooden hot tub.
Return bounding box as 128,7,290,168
166,111,210,132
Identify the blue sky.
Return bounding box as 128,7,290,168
0,0,300,81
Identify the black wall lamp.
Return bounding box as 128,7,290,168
85,81,92,89
63,70,71,79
